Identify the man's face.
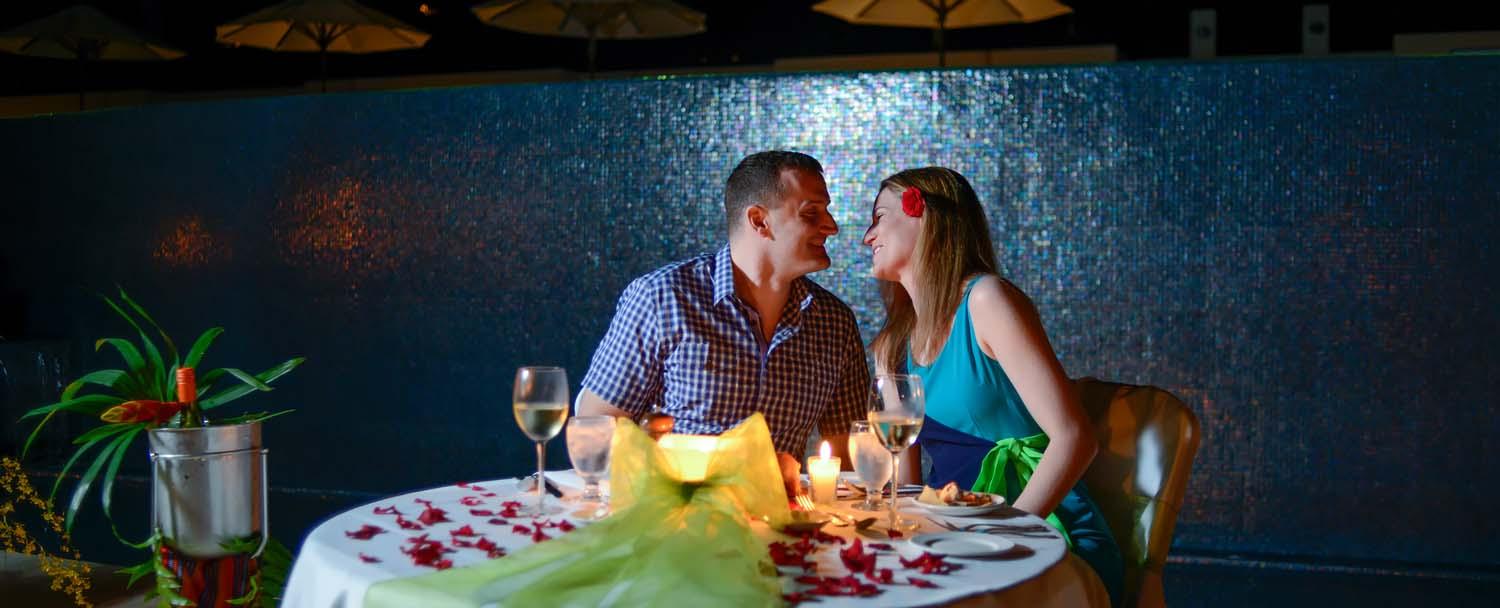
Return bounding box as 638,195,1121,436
764,169,838,277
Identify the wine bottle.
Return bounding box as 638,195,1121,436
176,367,208,428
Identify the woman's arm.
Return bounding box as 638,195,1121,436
968,276,1096,518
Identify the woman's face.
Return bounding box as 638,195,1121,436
862,186,921,282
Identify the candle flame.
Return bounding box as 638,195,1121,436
819,440,831,459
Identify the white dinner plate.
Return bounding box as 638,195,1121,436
909,532,1016,557
907,494,1009,516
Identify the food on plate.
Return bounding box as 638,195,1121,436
916,481,994,507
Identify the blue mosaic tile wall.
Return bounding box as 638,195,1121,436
2,56,1497,569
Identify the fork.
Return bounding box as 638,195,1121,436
794,494,837,524
931,518,1057,537
796,494,866,528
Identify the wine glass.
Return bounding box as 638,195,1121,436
565,415,615,518
869,374,924,532
513,366,570,516
848,419,891,511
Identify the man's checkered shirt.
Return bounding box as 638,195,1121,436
581,245,869,454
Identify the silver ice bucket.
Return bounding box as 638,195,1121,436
148,422,269,559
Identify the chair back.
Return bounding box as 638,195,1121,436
1075,378,1201,608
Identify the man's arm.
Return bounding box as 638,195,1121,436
578,278,665,421
576,387,634,419
815,314,872,467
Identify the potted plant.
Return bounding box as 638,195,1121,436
19,286,303,607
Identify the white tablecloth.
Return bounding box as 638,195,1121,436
283,471,1092,607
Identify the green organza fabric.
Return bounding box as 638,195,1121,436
365,413,791,608
971,431,1074,549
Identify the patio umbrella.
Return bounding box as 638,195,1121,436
216,0,431,93
472,0,706,76
811,0,1073,67
0,5,185,109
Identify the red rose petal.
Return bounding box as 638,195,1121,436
358,553,381,563
470,509,494,516
501,501,522,509
908,577,938,588
450,538,476,548
796,575,883,598
459,496,484,506
868,543,894,551
810,529,844,545
450,525,479,537
344,524,385,540
482,492,497,497
531,528,552,543
487,518,510,526
418,506,450,525
394,516,423,531
373,505,401,516
558,521,576,532
401,536,456,569
511,524,532,535
886,529,903,539
768,540,818,571
898,552,957,575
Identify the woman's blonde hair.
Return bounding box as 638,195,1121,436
870,167,999,374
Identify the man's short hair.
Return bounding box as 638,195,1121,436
723,151,824,232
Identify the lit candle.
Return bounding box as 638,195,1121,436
807,440,841,505
657,434,719,482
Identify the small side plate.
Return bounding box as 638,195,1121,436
909,531,1017,557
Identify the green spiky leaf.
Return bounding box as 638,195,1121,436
117,286,180,366
200,358,305,409
101,426,147,545
21,394,126,459
99,296,167,400
183,327,224,370
64,430,136,532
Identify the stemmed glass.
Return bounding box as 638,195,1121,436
513,366,570,516
869,374,924,532
565,415,615,519
848,419,891,511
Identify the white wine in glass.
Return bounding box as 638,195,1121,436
513,366,569,516
869,374,924,532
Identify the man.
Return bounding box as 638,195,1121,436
577,151,869,495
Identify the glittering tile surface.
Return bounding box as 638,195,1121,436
1,57,1498,567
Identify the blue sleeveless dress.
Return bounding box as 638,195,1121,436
910,278,1123,607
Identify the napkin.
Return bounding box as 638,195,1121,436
365,413,790,607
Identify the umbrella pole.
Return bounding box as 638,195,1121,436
320,47,328,93
77,54,87,111
587,31,598,79
937,11,948,68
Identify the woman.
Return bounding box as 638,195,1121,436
863,167,1123,607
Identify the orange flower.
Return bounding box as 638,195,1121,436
100,400,185,425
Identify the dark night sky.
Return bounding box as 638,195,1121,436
2,1,1498,96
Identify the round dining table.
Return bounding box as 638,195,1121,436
282,471,1101,607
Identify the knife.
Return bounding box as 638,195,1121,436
520,473,565,497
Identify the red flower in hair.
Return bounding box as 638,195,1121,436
901,186,925,217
